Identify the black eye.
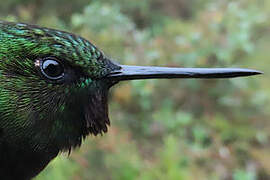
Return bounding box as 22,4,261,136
40,59,64,80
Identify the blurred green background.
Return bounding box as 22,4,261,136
1,0,269,179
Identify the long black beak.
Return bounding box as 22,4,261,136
107,65,262,81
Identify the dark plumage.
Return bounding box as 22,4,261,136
0,21,262,179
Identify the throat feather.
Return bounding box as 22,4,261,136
84,87,110,136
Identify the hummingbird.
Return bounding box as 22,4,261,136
0,21,261,179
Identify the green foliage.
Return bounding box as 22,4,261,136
233,169,256,180
139,135,190,180
71,2,134,33
2,0,269,179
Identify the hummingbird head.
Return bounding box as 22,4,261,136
0,22,121,152
0,21,261,153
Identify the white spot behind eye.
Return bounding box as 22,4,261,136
35,60,41,67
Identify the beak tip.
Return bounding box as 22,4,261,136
251,70,263,75
233,69,263,78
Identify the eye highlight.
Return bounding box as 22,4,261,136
38,58,64,80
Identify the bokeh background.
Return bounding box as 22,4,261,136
1,0,269,179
